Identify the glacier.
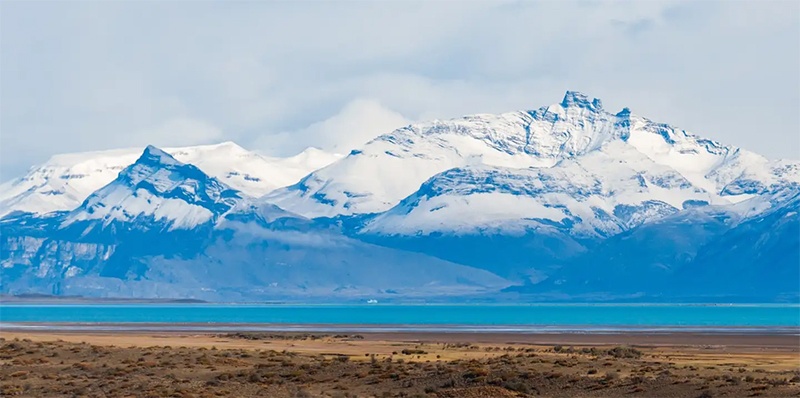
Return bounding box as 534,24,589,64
1,91,797,302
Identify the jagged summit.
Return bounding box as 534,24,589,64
138,145,182,167
616,107,632,117
64,146,242,230
265,91,799,220
117,145,220,190
560,90,603,111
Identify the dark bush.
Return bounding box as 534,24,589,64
607,346,642,359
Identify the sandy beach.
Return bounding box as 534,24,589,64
1,327,798,397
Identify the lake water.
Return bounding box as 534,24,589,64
1,304,798,332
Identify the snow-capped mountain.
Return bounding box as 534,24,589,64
358,140,719,237
346,142,719,281
1,91,797,301
62,145,243,231
265,91,798,294
266,92,797,220
0,142,341,217
0,146,507,300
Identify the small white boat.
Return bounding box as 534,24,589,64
367,299,378,304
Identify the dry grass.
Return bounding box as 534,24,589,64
1,332,799,397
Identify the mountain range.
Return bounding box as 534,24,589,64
1,91,797,302
0,142,342,217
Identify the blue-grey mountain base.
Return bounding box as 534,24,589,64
1,92,798,302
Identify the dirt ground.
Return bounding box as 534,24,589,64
1,331,798,397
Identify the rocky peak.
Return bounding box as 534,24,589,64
560,90,603,112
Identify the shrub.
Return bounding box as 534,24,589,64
464,367,489,379
607,346,642,359
503,381,531,394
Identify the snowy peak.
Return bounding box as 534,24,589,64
138,145,182,167
164,141,283,197
290,146,333,162
288,147,346,169
560,90,603,111
1,93,797,302
0,142,343,216
115,145,235,202
266,91,794,220
359,139,720,237
64,146,242,230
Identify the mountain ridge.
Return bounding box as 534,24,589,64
264,91,796,221
0,142,342,217
1,91,797,301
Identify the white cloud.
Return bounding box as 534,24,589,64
134,118,225,148
257,99,411,155
0,1,797,179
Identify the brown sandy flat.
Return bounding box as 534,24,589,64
4,327,799,349
1,330,799,397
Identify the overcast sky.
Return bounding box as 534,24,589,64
1,1,798,179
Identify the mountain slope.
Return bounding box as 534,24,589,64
517,188,800,300
0,147,508,300
324,92,797,285
358,140,718,237
0,215,511,300
1,91,797,302
1,146,247,285
676,189,800,296
0,142,342,217
348,139,718,281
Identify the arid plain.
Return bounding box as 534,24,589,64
1,330,798,397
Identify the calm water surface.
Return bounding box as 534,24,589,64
1,304,798,329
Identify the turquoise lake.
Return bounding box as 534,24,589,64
1,304,799,331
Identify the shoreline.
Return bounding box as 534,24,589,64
2,321,798,333
3,300,799,306
2,322,799,349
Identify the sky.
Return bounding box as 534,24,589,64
1,1,798,179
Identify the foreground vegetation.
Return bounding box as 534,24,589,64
1,334,799,397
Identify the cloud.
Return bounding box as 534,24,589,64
0,1,798,179
135,118,225,148
257,99,411,155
